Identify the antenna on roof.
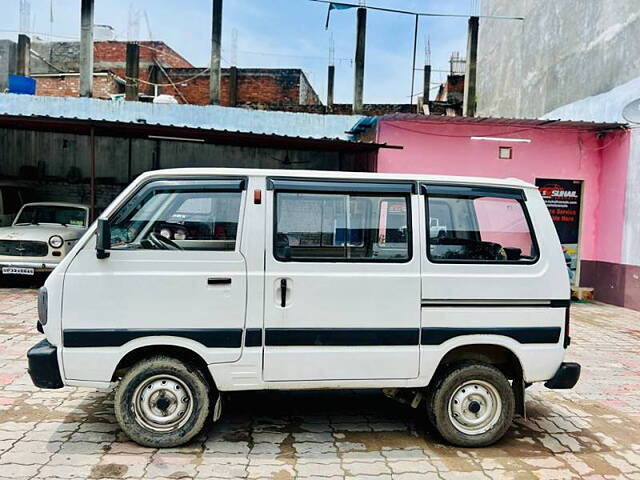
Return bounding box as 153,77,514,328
19,0,31,35
127,2,140,41
230,28,238,66
143,10,153,41
328,32,335,66
49,0,54,41
470,0,480,16
424,35,431,65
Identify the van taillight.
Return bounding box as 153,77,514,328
563,305,571,348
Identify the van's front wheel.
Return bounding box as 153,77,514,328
115,356,211,448
429,363,514,447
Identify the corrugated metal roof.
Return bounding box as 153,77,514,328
0,93,364,141
378,113,626,131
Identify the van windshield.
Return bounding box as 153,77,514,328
15,205,87,227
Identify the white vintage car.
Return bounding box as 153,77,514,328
0,202,90,276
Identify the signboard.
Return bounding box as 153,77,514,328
535,178,583,284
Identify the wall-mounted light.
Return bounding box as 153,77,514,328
470,136,532,143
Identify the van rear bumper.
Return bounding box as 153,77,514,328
544,362,581,389
27,339,64,389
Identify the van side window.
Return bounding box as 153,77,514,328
427,191,538,263
110,189,241,251
275,192,410,262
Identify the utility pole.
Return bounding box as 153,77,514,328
327,65,335,107
353,7,366,114
327,34,335,107
209,0,223,105
229,66,238,106
16,34,30,77
409,14,419,106
423,37,431,107
125,43,140,101
423,65,431,104
79,0,94,98
463,16,479,117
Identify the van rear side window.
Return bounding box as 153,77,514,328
275,192,411,262
427,194,538,263
110,189,241,251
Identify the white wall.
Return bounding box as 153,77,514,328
477,0,640,118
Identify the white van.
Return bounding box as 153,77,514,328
28,168,580,448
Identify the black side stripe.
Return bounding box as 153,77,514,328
63,329,243,348
62,326,561,348
244,329,262,347
421,327,561,345
264,328,419,346
421,300,570,308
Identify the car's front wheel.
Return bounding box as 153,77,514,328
114,355,211,448
429,362,514,447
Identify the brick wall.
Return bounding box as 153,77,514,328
299,72,321,105
30,41,193,75
35,74,121,99
435,74,465,103
160,68,321,106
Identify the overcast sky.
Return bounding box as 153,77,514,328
0,0,477,104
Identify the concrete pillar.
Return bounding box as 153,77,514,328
125,43,140,101
423,64,431,104
463,16,479,117
229,66,238,106
79,0,95,98
327,65,335,107
209,0,223,104
353,7,366,114
16,34,30,77
0,41,16,92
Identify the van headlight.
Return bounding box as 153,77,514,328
48,235,64,249
38,287,48,326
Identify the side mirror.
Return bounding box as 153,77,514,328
96,218,111,259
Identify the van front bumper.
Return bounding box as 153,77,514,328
544,362,581,389
27,339,64,389
0,261,59,272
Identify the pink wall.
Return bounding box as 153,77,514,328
376,120,630,264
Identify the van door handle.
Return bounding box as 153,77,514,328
208,277,231,285
280,278,287,307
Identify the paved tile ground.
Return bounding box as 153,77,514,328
1,288,640,479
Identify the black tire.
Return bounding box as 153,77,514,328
114,355,211,448
429,362,514,447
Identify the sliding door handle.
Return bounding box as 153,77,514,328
280,278,287,307
208,277,231,285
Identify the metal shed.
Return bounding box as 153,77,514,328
0,95,393,219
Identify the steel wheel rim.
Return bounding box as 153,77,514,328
448,379,502,435
132,374,194,432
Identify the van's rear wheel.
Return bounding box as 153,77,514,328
115,356,210,448
429,363,514,447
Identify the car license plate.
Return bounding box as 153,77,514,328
2,267,35,275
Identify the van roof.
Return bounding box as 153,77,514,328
138,168,536,190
